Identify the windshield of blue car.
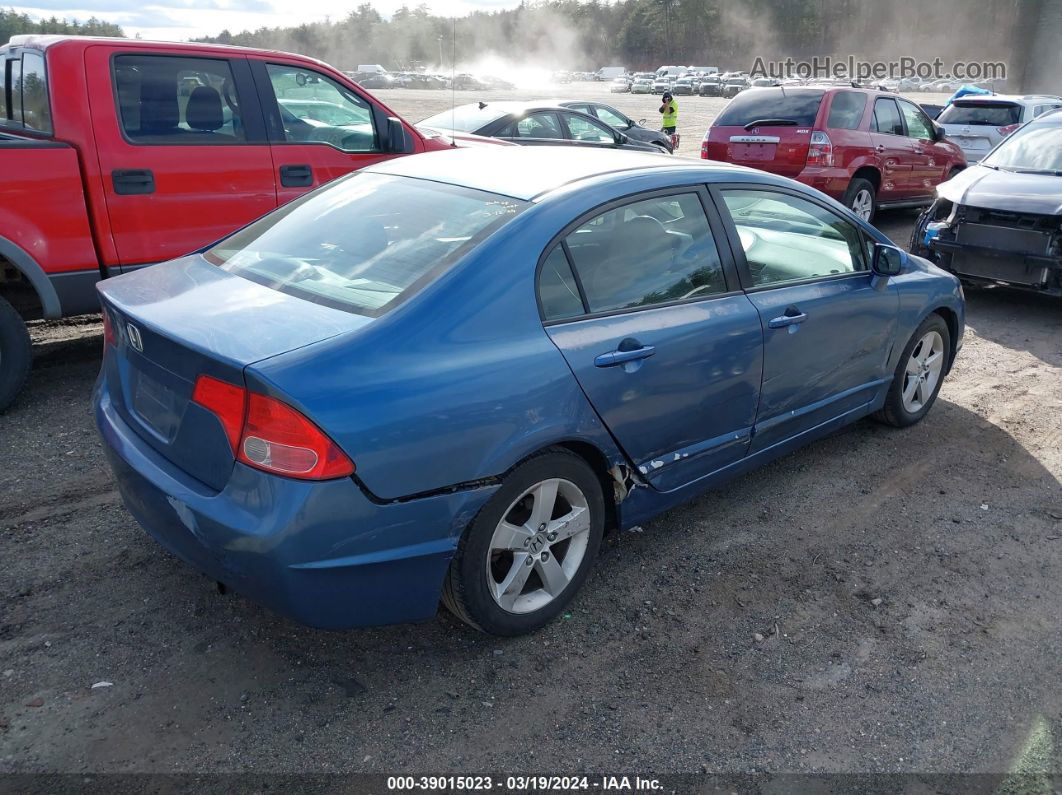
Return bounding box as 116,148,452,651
981,123,1062,173
419,104,508,132
937,101,1021,126
205,173,526,317
714,89,824,126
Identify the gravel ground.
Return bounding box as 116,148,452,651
1,86,1060,779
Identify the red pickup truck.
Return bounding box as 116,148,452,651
0,35,462,411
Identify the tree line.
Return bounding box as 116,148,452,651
1,9,124,43
198,0,1024,75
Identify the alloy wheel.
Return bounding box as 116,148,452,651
486,478,591,614
901,330,945,413
851,188,874,221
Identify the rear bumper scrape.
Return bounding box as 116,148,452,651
95,384,498,629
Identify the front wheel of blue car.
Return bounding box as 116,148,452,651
875,314,951,428
442,450,605,635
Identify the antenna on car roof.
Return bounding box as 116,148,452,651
450,17,457,147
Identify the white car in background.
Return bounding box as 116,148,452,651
609,76,631,93
631,78,653,94
652,77,672,93
937,94,1062,162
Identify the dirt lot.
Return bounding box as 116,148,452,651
1,86,1060,779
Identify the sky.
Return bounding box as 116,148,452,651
12,0,521,40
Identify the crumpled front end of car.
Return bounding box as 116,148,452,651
921,199,1062,296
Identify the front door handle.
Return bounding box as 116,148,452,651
594,345,656,368
279,164,313,187
112,169,155,195
875,144,886,153
768,311,808,329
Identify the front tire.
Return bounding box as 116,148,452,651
0,295,31,413
442,450,604,635
874,314,951,428
843,177,877,223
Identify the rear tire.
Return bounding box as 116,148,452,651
0,295,31,413
874,314,951,428
442,449,604,636
843,177,877,223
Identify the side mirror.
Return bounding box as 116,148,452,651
932,120,946,141
871,243,906,277
384,116,412,153
614,132,628,146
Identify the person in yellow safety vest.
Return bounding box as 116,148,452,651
659,91,679,150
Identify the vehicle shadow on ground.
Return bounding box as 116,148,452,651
963,286,1062,367
17,394,1056,772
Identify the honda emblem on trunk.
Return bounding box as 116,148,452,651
127,323,143,353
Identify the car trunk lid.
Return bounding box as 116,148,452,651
98,256,368,490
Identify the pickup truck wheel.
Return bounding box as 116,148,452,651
843,178,877,223
874,314,951,428
441,450,604,636
0,294,31,413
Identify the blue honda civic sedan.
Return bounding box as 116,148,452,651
94,147,964,636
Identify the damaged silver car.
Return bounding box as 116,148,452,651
912,109,1062,297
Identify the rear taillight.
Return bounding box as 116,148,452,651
102,310,116,347
191,375,246,453
701,138,710,159
806,130,834,167
191,375,354,480
997,123,1020,137
239,392,354,479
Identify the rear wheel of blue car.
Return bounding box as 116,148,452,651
442,450,604,635
875,314,951,428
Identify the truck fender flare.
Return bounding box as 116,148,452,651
0,236,62,318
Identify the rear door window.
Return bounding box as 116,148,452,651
560,193,726,314
714,89,824,127
826,91,867,130
510,112,564,139
266,64,379,152
937,102,1022,126
114,55,246,143
872,98,904,135
5,57,21,128
18,51,51,133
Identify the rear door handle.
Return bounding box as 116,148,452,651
768,311,808,329
279,164,313,187
594,345,656,367
111,169,155,195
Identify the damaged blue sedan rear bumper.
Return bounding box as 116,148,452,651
95,384,498,629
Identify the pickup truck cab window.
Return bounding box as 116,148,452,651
114,55,246,143
720,189,866,287
19,51,51,134
266,64,378,153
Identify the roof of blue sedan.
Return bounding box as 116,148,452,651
367,147,750,201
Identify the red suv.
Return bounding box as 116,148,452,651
702,87,966,222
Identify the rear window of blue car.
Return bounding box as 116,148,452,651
205,173,525,317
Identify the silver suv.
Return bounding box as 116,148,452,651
937,94,1062,162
